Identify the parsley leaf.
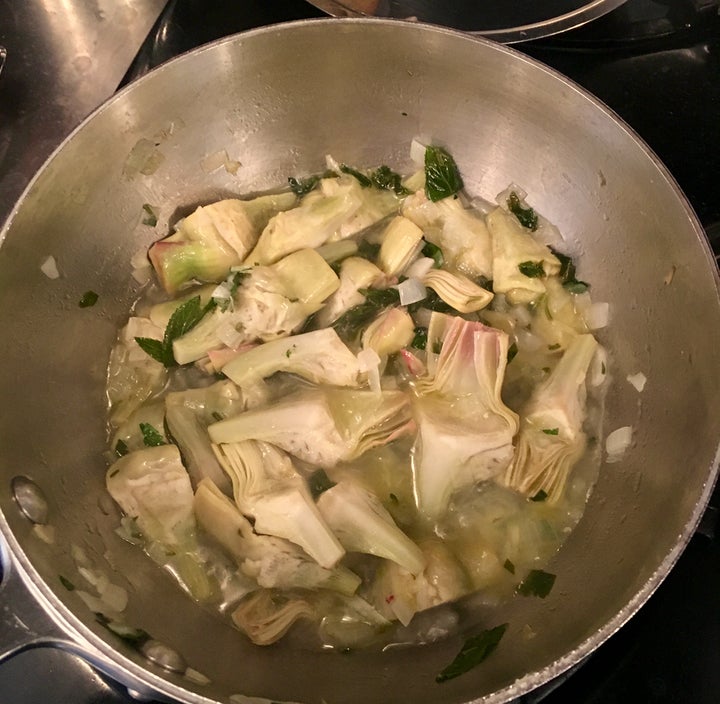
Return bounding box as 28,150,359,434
549,247,589,293
436,624,508,683
79,290,99,308
503,559,515,574
516,569,556,598
542,428,559,436
135,295,212,367
340,164,372,187
518,261,545,278
370,165,410,196
422,240,444,268
530,489,548,502
59,575,76,591
425,146,463,202
114,439,129,458
288,175,320,197
507,342,519,364
142,203,158,227
308,468,336,499
139,423,165,447
332,288,400,341
507,191,538,231
412,326,428,350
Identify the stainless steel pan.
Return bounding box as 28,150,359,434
1,19,718,704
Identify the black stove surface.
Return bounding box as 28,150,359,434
2,1,718,702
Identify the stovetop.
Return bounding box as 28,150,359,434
1,1,719,702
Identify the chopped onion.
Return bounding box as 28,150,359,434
131,267,153,285
325,154,341,173
626,372,647,392
404,256,435,280
585,301,610,330
605,426,633,463
589,345,608,388
31,524,55,544
410,138,427,166
185,668,210,685
76,589,109,615
201,149,229,174
100,582,129,613
216,318,244,349
71,543,90,566
40,255,60,279
357,348,382,395
395,277,427,306
130,248,150,269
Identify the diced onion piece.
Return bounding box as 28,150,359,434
215,318,244,349
100,582,129,613
605,426,633,463
40,255,60,279
404,256,435,280
71,544,90,566
410,138,427,166
396,277,427,306
76,589,109,615
131,267,153,285
31,524,56,544
585,302,610,330
626,372,647,392
357,348,382,395
325,154,341,173
589,345,608,387
130,248,150,269
185,668,210,685
201,149,229,173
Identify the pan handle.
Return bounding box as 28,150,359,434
0,537,165,702
0,535,87,663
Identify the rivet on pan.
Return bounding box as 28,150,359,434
139,639,187,674
11,476,49,525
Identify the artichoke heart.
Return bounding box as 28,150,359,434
422,269,493,313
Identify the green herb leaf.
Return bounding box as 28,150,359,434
503,559,515,575
432,339,443,355
59,575,76,591
507,192,538,231
422,240,444,268
359,287,401,307
548,343,561,351
78,290,99,308
135,295,212,367
308,468,336,499
211,411,224,422
507,342,519,364
357,240,381,262
549,247,589,293
475,276,494,292
139,422,165,447
288,175,320,197
412,326,428,350
340,164,372,187
96,613,151,646
542,428,559,436
530,489,548,502
410,288,455,314
425,146,463,202
142,203,158,227
436,624,508,683
516,569,556,598
370,165,411,196
518,261,545,278
114,439,129,458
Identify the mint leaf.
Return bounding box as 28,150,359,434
135,295,211,367
436,624,508,683
516,569,556,598
425,146,463,202
518,261,545,278
507,191,538,231
139,423,165,447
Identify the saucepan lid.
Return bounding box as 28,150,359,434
305,0,627,42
